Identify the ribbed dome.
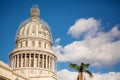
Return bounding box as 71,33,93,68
16,6,52,42
16,19,52,42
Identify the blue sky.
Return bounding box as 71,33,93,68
0,0,120,80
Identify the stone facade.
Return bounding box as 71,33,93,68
0,5,58,80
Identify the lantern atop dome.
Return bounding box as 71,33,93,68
30,5,40,20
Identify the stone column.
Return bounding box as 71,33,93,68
49,56,50,70
47,56,49,69
34,53,35,67
45,55,48,69
12,56,14,69
15,55,17,68
51,58,53,71
17,54,19,68
25,53,26,67
50,56,51,70
21,53,23,67
42,54,44,69
39,54,43,68
38,54,40,68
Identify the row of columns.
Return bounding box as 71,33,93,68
10,53,56,71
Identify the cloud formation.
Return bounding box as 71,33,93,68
57,69,120,80
55,38,61,44
53,17,120,67
68,17,100,38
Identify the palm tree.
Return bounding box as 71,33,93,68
69,63,93,80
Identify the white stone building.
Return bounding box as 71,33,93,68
0,5,58,80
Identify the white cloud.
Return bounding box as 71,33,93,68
53,17,120,67
57,69,77,80
52,45,64,61
68,17,100,38
55,38,61,44
57,69,120,80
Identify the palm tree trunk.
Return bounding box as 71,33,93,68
78,72,84,80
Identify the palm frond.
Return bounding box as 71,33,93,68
79,63,87,72
85,64,89,68
69,63,80,71
84,70,93,77
80,63,90,72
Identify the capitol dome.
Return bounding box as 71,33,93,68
15,5,52,50
9,5,57,80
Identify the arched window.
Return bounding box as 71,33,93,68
44,32,46,37
44,43,46,48
38,42,41,47
20,42,22,47
32,41,35,47
26,41,28,47
48,44,50,50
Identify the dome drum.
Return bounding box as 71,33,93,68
9,50,57,77
15,38,52,51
